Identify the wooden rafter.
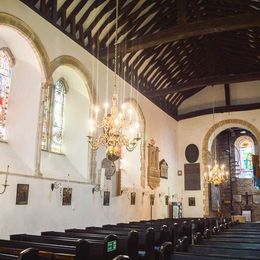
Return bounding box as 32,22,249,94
145,71,260,98
116,12,260,53
177,102,260,121
18,0,260,121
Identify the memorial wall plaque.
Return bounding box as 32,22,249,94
184,163,201,190
147,139,160,189
185,144,199,163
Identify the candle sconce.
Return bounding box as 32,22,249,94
0,165,10,195
142,191,149,197
51,174,71,197
92,184,101,194
159,192,165,198
51,181,62,191
121,187,130,195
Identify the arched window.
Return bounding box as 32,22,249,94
42,78,68,153
0,48,14,140
235,135,255,178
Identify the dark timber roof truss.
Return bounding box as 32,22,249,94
19,0,260,120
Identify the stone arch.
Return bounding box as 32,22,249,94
48,55,96,181
124,98,146,188
0,12,50,79
49,55,95,104
202,119,260,215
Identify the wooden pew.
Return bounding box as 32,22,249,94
10,234,118,260
0,246,73,260
43,228,154,260
0,238,88,260
94,226,156,258
64,229,138,259
0,248,38,260
102,224,167,245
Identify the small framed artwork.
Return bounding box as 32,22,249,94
177,170,182,176
165,195,169,205
150,194,155,206
159,159,168,179
16,184,29,205
62,187,72,206
188,197,196,206
130,192,136,205
103,191,110,206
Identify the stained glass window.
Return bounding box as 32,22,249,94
41,85,51,150
0,48,14,140
235,136,255,178
42,78,68,153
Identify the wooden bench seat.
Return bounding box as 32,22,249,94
64,229,138,259
43,229,153,259
0,248,38,260
10,234,118,260
0,246,73,260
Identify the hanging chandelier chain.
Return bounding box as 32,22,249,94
87,0,141,163
212,85,217,161
114,0,119,94
204,85,229,186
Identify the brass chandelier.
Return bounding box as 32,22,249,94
87,0,141,162
207,160,229,186
87,94,141,162
205,86,229,186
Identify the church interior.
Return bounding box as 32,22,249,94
0,0,260,259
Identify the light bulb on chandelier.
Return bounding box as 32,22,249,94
87,94,141,162
206,159,229,186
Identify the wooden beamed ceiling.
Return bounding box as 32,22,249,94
19,0,260,120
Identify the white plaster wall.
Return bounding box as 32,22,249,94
178,109,260,217
178,82,260,115
41,66,90,180
0,26,42,175
231,81,260,105
0,1,178,238
178,85,225,114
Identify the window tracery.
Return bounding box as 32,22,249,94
235,135,255,179
42,78,68,153
0,48,14,140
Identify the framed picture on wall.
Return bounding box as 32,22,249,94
165,195,169,205
130,192,136,205
62,187,72,206
177,170,182,176
150,194,155,206
188,197,196,206
159,159,168,179
103,191,110,206
16,184,29,205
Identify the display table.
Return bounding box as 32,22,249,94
232,215,246,223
